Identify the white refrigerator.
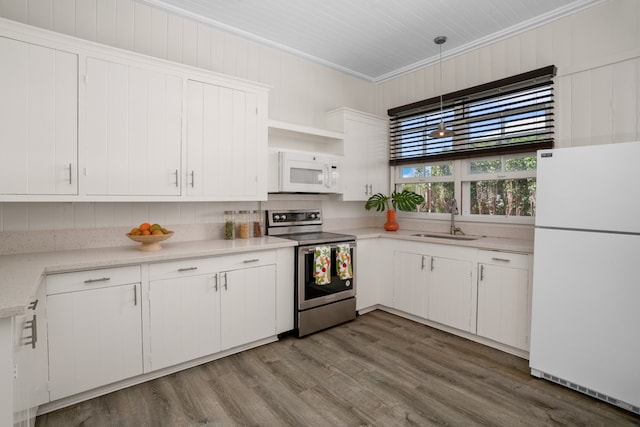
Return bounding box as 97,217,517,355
530,141,640,415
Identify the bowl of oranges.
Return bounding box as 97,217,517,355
127,223,174,251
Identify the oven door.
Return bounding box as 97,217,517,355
297,241,356,310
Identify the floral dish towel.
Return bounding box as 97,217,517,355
336,243,352,280
314,245,331,285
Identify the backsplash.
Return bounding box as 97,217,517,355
0,201,533,255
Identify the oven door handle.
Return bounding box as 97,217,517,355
302,243,356,253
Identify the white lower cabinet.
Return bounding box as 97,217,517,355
220,264,276,350
428,256,474,333
355,239,385,311
477,251,532,351
46,266,143,401
392,251,428,317
12,283,48,427
391,242,475,333
148,258,221,371
148,252,277,371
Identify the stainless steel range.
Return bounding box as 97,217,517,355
266,209,357,337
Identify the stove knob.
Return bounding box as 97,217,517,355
274,215,280,221
309,213,316,219
281,214,287,221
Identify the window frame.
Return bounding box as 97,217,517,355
394,152,537,225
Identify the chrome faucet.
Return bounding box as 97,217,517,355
450,198,463,235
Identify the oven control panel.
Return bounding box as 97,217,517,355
267,209,322,227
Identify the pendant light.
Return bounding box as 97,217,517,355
428,36,454,139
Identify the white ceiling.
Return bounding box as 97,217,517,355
137,0,603,82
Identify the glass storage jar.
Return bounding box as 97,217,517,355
252,210,263,237
224,210,235,240
238,210,251,239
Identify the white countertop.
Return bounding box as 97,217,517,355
0,237,297,319
0,229,534,319
340,227,535,253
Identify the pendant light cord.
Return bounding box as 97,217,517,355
439,40,444,121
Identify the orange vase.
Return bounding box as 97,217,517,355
384,209,399,231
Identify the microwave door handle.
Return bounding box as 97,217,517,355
324,164,332,188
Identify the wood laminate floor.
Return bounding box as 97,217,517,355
36,310,640,427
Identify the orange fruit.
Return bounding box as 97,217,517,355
141,229,151,236
151,229,163,235
129,228,140,235
139,223,151,231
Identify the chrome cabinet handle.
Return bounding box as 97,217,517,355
222,272,228,290
178,267,198,272
174,169,179,187
480,265,485,281
24,315,37,349
190,170,195,188
243,258,259,263
84,277,110,284
430,257,435,271
133,284,137,306
368,184,373,195
213,273,218,291
68,163,73,184
421,255,426,270
28,299,38,311
491,257,511,262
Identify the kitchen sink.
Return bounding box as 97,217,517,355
411,233,483,241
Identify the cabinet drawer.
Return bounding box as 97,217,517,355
149,251,277,281
46,265,141,295
215,250,276,271
478,250,530,269
149,257,219,280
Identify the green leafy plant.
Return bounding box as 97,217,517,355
365,189,425,212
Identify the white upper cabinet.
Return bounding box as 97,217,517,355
186,79,267,201
82,57,183,197
326,108,389,201
0,36,77,196
0,19,269,202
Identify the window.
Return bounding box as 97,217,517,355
395,154,537,220
389,66,555,222
462,154,537,217
396,162,454,213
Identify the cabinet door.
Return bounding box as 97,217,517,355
328,110,388,201
477,263,529,350
0,37,77,195
83,57,182,196
47,283,143,400
355,239,380,311
149,274,221,371
392,251,428,317
428,257,474,332
220,265,276,350
186,80,267,200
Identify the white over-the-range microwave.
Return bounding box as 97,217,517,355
268,150,342,194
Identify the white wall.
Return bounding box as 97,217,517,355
373,0,640,149
1,0,638,237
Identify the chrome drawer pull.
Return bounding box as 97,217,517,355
84,277,110,283
178,267,198,272
491,257,511,262
28,299,38,311
243,258,260,263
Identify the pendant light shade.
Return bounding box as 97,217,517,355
428,36,454,139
